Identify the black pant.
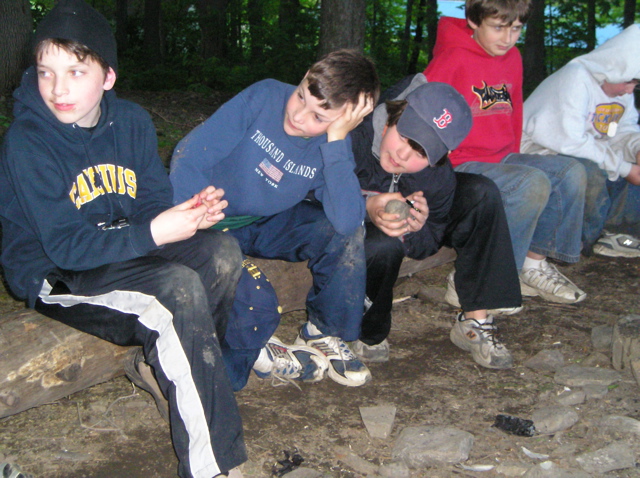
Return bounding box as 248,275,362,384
361,173,521,345
35,230,247,478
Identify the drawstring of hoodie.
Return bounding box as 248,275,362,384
388,173,401,193
73,121,122,222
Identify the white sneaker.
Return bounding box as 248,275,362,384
444,270,523,315
519,260,586,304
593,231,640,258
450,312,513,369
350,339,390,363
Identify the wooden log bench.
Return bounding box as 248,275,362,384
0,247,455,419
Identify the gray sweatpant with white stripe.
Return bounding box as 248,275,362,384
35,230,246,478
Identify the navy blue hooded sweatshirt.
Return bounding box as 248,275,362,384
0,67,171,307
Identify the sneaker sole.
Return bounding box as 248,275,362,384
326,366,371,387
449,327,513,369
593,243,640,258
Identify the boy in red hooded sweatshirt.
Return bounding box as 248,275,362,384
424,0,589,307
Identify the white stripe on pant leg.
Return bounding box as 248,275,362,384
39,281,222,478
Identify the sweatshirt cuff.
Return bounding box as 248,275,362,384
619,161,632,179
319,139,353,167
129,223,160,255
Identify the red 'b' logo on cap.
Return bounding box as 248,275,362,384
433,108,452,129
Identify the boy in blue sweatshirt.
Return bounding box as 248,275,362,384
0,1,246,476
170,50,380,389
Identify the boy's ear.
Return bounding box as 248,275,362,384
103,67,117,91
467,19,480,31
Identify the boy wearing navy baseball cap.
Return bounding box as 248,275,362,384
351,74,522,369
0,1,246,476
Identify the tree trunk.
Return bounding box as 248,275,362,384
318,0,366,56
196,0,230,60
408,0,426,73
248,0,266,62
142,0,163,65
623,0,636,28
401,0,415,73
115,0,129,53
0,0,32,94
0,249,455,419
425,0,438,64
522,0,546,98
586,0,596,50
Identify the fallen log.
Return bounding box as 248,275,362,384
0,248,454,418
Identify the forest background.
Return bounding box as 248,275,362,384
1,0,640,119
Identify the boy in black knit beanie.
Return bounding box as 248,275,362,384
0,1,246,476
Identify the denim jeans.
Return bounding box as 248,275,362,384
455,154,586,269
573,157,640,253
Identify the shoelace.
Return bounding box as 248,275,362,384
464,318,504,349
313,336,358,361
526,263,569,293
265,344,303,389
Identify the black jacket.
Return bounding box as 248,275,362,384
351,75,456,260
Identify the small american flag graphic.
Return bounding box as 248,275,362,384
259,159,284,182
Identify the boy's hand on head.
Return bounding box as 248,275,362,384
626,164,640,186
326,92,374,143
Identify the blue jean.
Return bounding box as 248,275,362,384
223,200,366,390
574,157,640,252
455,153,586,269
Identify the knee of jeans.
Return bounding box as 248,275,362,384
521,171,551,207
564,162,588,196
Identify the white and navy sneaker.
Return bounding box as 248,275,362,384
253,336,329,386
294,323,371,387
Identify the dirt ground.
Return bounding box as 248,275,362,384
0,92,639,477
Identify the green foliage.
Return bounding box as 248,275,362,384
28,0,639,95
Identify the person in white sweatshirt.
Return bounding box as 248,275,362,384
521,24,640,258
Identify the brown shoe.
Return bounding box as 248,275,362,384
124,348,170,422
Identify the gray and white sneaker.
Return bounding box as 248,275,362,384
519,260,586,304
593,231,640,258
444,270,523,315
450,312,513,369
351,339,390,363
